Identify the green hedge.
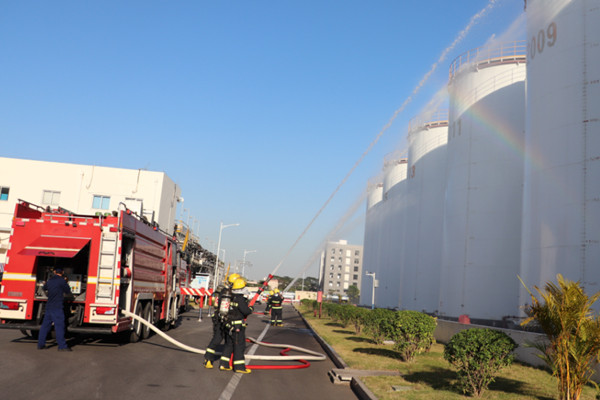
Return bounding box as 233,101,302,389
389,310,437,362
444,328,517,397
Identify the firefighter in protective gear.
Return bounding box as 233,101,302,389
204,284,226,368
266,288,284,326
219,277,253,374
227,273,240,285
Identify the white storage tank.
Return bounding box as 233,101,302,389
366,180,384,210
439,41,527,321
378,159,408,309
383,153,408,195
401,111,448,313
520,0,600,310
362,179,384,307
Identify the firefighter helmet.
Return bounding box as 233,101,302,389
232,277,247,290
227,273,241,284
274,289,280,294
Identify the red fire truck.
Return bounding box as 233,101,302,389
0,200,189,342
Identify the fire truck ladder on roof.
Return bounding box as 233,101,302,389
96,231,118,302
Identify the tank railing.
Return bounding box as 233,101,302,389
451,67,526,118
408,109,449,133
449,40,527,80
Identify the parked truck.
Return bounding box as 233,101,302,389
0,200,189,342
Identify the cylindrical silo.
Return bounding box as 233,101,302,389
378,159,408,309
383,153,408,195
366,180,384,210
439,41,527,322
361,179,384,306
520,0,600,311
400,111,448,313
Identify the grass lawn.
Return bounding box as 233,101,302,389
298,306,599,399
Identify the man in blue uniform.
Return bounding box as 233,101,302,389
38,268,73,351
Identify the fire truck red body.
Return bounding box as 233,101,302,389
0,200,189,341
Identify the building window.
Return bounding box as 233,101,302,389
336,282,340,287
353,274,358,280
344,282,349,290
42,190,61,206
331,249,335,254
338,265,342,271
346,250,351,257
338,257,342,262
355,250,360,256
354,258,360,264
344,274,349,281
345,258,350,265
0,187,9,201
345,266,350,273
337,274,341,280
92,195,111,210
328,282,332,287
339,249,343,254
330,256,334,262
330,265,334,270
329,273,333,279
354,266,359,272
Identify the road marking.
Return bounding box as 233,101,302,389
218,323,270,400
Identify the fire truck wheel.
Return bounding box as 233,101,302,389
129,303,144,343
160,298,174,332
20,329,39,339
141,302,153,340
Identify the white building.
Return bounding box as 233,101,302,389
319,239,363,300
0,157,182,266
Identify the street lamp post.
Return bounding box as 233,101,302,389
213,222,239,290
365,271,377,310
242,249,257,277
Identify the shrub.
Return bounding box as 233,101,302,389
336,304,357,328
350,307,370,334
389,310,437,362
323,302,340,321
444,328,517,397
362,308,397,345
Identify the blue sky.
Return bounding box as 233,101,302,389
1,1,525,281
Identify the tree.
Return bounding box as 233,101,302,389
346,285,360,304
521,274,600,400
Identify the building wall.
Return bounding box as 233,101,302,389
0,157,181,264
320,240,363,299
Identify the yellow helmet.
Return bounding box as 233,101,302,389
269,290,274,296
274,289,280,294
232,277,246,290
227,273,241,284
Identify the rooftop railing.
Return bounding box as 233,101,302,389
449,40,527,81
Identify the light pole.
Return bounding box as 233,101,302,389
365,271,377,310
242,249,257,277
213,222,239,290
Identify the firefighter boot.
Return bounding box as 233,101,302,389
204,360,214,369
235,368,252,374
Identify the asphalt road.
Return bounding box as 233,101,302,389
0,303,356,400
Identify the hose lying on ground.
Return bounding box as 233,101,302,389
122,310,326,362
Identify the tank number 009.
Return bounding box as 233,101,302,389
529,21,557,60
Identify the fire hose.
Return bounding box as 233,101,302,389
121,309,326,363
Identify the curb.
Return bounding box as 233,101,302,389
295,307,378,400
